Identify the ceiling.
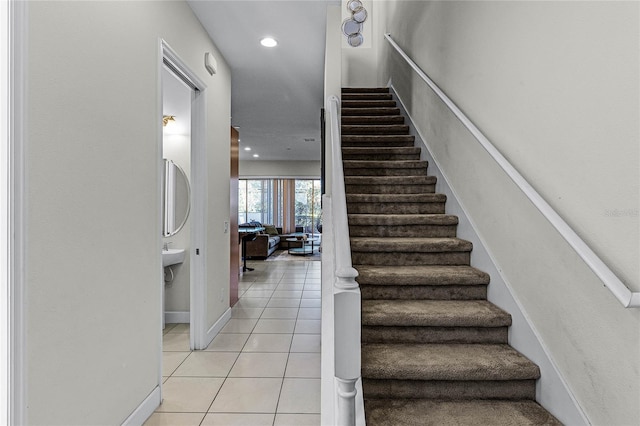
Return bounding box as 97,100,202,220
187,0,340,162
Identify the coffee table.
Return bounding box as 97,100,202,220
288,236,320,255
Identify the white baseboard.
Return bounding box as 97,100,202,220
164,311,189,324
121,385,160,426
202,307,231,348
390,85,588,426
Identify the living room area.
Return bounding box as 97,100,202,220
238,160,322,263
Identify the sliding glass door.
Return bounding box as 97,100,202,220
239,178,321,234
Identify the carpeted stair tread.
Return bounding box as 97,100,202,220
342,115,404,125
348,214,458,226
342,87,390,93
364,399,562,426
347,193,446,203
362,343,540,381
362,380,536,401
340,88,557,424
351,237,472,253
355,265,490,286
345,176,436,186
348,217,457,237
343,147,421,161
342,124,410,135
343,100,397,108
342,107,401,116
343,160,427,169
342,135,414,147
343,161,428,176
342,93,393,101
362,300,511,327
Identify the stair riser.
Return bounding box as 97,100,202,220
363,379,537,401
352,252,470,266
347,203,445,214
342,135,414,145
343,154,421,161
342,141,415,148
342,94,393,101
344,168,428,177
342,88,390,94
349,225,457,238
342,125,410,135
342,116,404,125
345,184,436,194
343,101,397,108
362,326,508,344
360,285,487,300
342,108,400,116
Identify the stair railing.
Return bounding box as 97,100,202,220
326,94,362,426
384,33,639,308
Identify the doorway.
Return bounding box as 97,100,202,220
160,42,208,351
162,65,192,330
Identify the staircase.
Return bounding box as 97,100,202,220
341,87,562,425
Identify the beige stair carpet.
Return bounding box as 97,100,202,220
341,87,562,425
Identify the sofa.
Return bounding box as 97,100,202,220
243,224,281,259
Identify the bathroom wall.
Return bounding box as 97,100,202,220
23,1,231,424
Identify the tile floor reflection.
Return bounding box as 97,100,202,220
145,259,321,426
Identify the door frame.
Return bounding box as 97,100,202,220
3,0,26,424
160,40,208,353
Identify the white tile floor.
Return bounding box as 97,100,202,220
146,259,321,426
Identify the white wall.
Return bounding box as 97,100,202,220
24,1,231,424
239,160,320,178
341,0,379,88
370,1,639,424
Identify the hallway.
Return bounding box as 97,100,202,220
146,259,321,425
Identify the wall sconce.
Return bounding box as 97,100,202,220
162,115,176,127
342,0,368,47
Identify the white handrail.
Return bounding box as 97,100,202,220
384,33,640,308
328,95,359,288
327,94,362,426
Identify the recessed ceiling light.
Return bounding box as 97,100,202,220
253,154,260,158
260,37,278,47
244,147,251,151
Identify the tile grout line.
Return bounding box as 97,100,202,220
158,259,320,425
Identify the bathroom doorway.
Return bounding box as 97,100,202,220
161,42,208,351
162,65,191,329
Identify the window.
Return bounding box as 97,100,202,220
239,178,321,234
294,180,322,233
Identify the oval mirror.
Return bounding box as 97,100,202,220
163,159,190,237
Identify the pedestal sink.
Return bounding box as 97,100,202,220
162,248,185,267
